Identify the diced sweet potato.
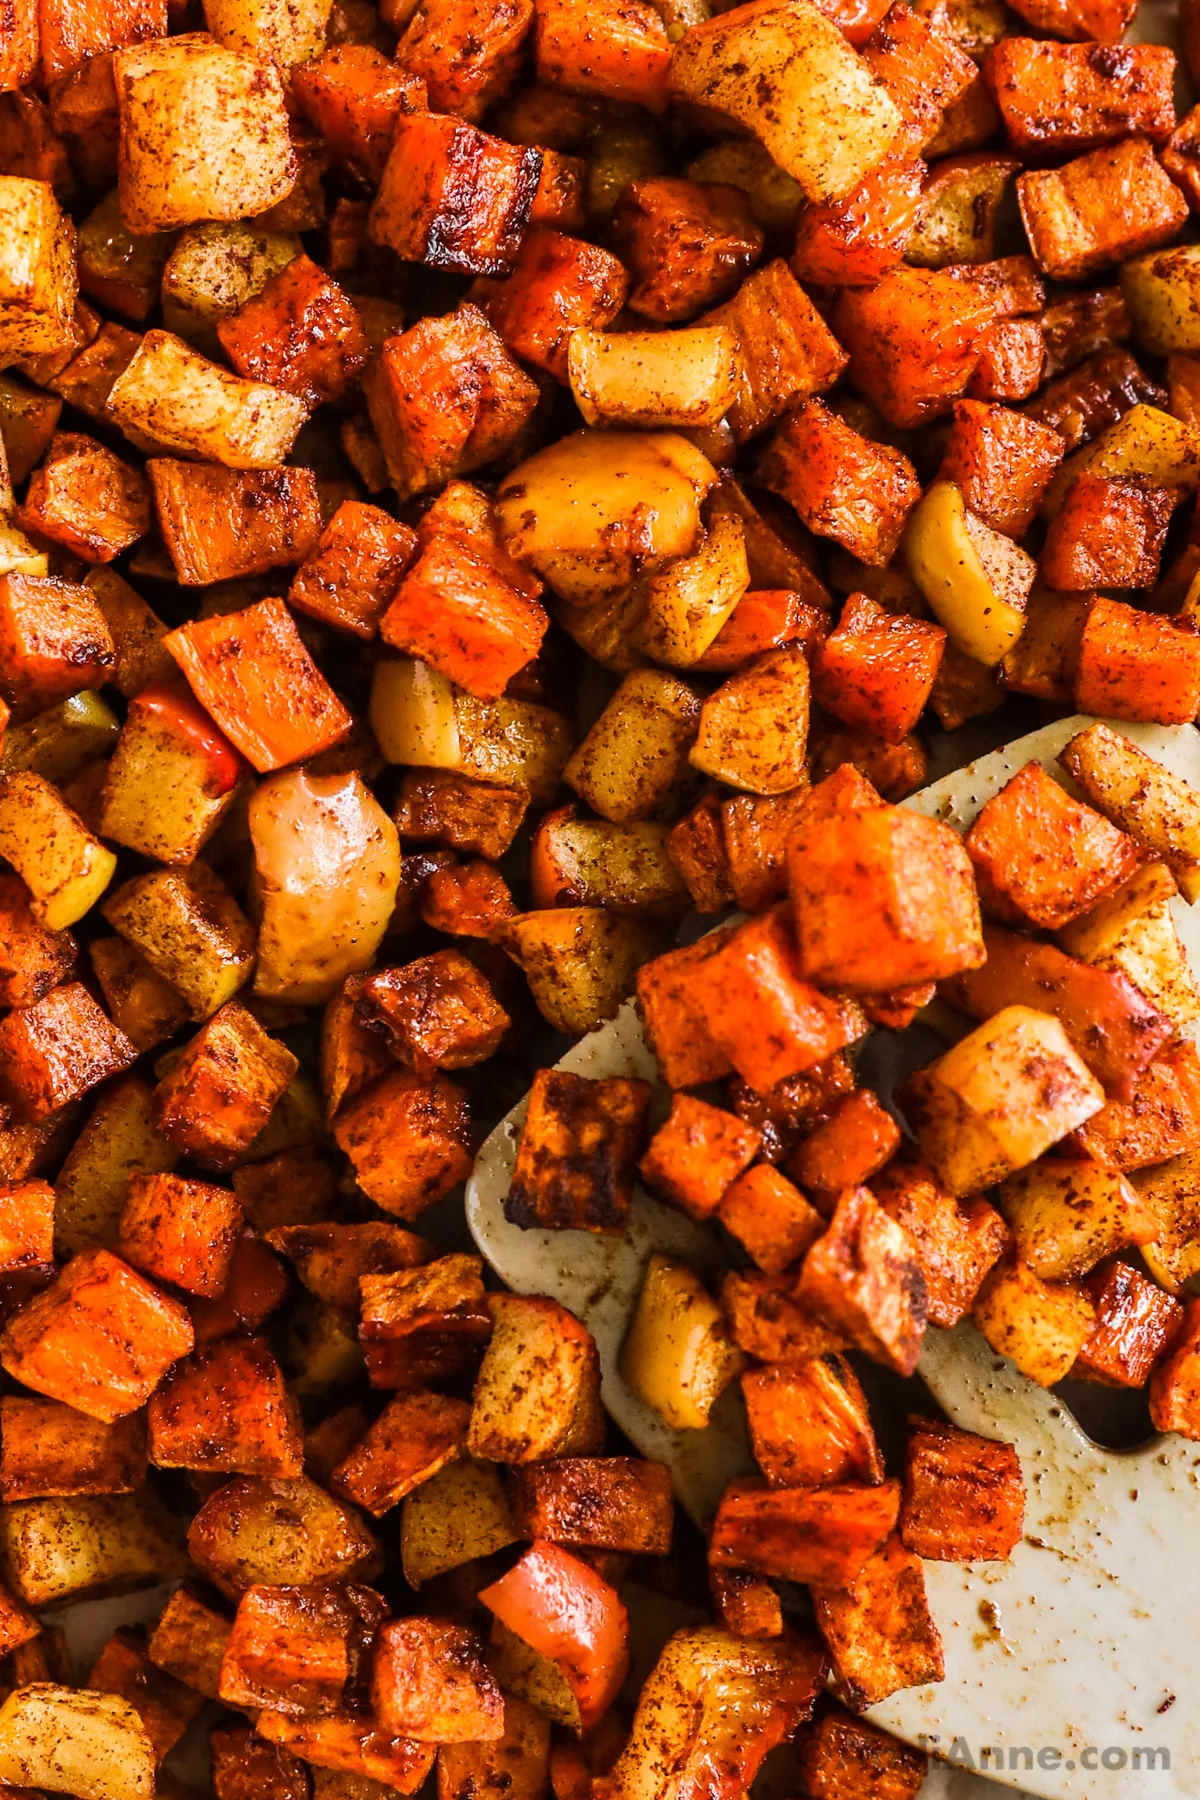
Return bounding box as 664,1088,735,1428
1073,1040,1200,1172
153,1003,299,1171
0,981,134,1122
967,316,1045,401
356,951,510,1077
533,0,668,108
217,254,367,407
219,1581,387,1717
717,1164,823,1275
1041,473,1172,590
255,1711,435,1790
370,108,539,275
211,1722,312,1799
799,1708,928,1799
0,873,75,1009
639,1094,761,1221
937,398,1065,536
394,0,529,120
289,502,417,642
1018,138,1188,283
834,264,996,428
331,1389,469,1516
0,1395,146,1502
900,1418,1023,1560
293,46,425,180
510,1457,674,1554
192,1231,290,1347
1027,344,1161,452
813,1534,944,1711
507,1069,650,1234
365,303,539,500
0,573,114,721
381,529,547,700
721,1268,849,1361
394,767,528,859
743,1358,882,1488
695,589,825,677
985,39,1176,156
266,1222,428,1314
150,463,324,589
701,259,848,442
790,801,983,992
89,1626,204,1760
760,401,920,569
812,594,945,744
148,1586,232,1701
468,1293,601,1463
792,153,925,289
371,1616,504,1745
1148,1297,1200,1436
1074,594,1200,725
794,1188,927,1375
862,2,974,152
17,431,149,564
0,1248,193,1422
117,1170,242,1299
710,1569,784,1641
358,1255,491,1390
149,1335,302,1478
1075,1259,1183,1386
477,228,628,381
790,1091,901,1203
613,179,763,323
333,1068,472,1219
635,931,735,1089
711,1477,900,1587
421,859,517,938
718,788,818,915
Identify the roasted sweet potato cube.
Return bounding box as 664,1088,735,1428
381,529,547,700
635,931,735,1089
0,574,114,721
709,1568,784,1641
612,178,763,324
1148,1297,1200,1436
356,952,510,1077
370,109,540,275
1073,1040,1200,1173
510,1457,673,1554
791,152,924,290
1074,1259,1183,1386
17,431,149,564
420,859,516,938
1018,139,1188,284
150,464,323,588
834,264,996,428
743,1357,882,1489
219,1581,387,1718
900,1418,1023,1561
164,597,350,772
812,595,944,747
331,1389,469,1516
1027,344,1160,454
217,254,366,408
372,1617,504,1743
972,1256,1096,1385
191,1230,290,1347
1074,595,1200,726
0,982,135,1123
813,1533,943,1712
267,1223,429,1314
666,794,735,914
711,1477,900,1587
790,1091,901,1204
211,1723,310,1800
984,38,1176,157
761,401,920,569
795,1188,927,1376
507,1069,650,1235
790,802,983,992
468,1293,601,1463
717,1164,823,1275
797,1704,928,1800
149,1336,302,1478
533,0,668,108
702,260,848,442
0,1394,147,1503
147,1586,233,1700
478,228,628,381
257,1711,436,1789
89,1626,204,1760
0,1179,52,1276
189,1472,381,1600
861,2,974,152
1041,474,1172,590
293,45,425,179
395,0,530,120
153,1004,299,1171
0,1248,192,1422
394,767,529,858
0,872,76,1009
288,502,417,641
965,761,1142,932
870,1159,1008,1327
937,399,1064,536
1005,0,1134,44
358,1255,491,1389
717,788,815,915
117,1170,243,1300
335,1069,472,1220
639,1095,761,1221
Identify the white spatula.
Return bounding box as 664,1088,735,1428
467,716,1200,1800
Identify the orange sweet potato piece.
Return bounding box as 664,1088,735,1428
365,302,539,500
219,1581,387,1718
357,1255,491,1389
1074,596,1200,725
0,573,115,720
153,1004,299,1172
693,589,825,675
813,1533,944,1711
984,39,1176,156
760,401,920,569
86,1628,200,1761
0,0,37,89
17,430,150,563
834,265,996,428
530,149,587,229
381,528,547,698
192,1230,290,1346
507,1068,650,1234
812,594,945,743
334,1068,472,1220
288,500,417,641
1041,474,1173,590
861,3,975,152
256,1712,436,1789
0,1394,147,1500
870,1158,1009,1327
702,260,848,442
477,226,629,380
789,803,984,991
0,1180,53,1275
790,1091,902,1203
217,255,367,408
0,982,135,1122
164,596,350,771
1018,138,1188,282
635,930,735,1089
721,1268,851,1362
795,1188,927,1376
0,1247,193,1422
393,768,529,858
397,0,531,119
720,788,820,914
294,46,426,180
150,464,324,588
792,154,925,289
964,760,1142,931
211,1722,312,1799
937,399,1065,536
373,1616,504,1742
370,108,541,274
710,1477,900,1587
117,1171,243,1300
356,951,510,1076
743,1358,883,1488
420,860,516,938
0,873,77,1009
1026,347,1161,452
1071,1041,1200,1172
638,1094,762,1220
1148,1297,1200,1436
717,1164,824,1275
149,1335,302,1478
510,1456,674,1553
1162,104,1200,213
967,316,1045,401
666,793,735,914
1074,1259,1183,1386
710,1569,784,1640
900,1418,1023,1561
797,1707,928,1800
1005,0,1133,38
332,1388,470,1515
613,178,764,324
267,1222,428,1314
